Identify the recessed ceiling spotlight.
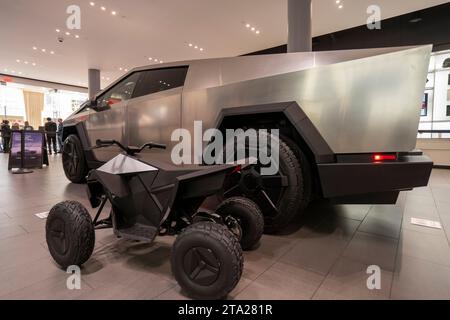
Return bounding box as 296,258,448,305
154,58,158,62
256,30,260,34
90,2,95,6
339,4,343,9
32,46,37,50
32,63,36,66
189,43,193,47
194,46,198,49
246,24,250,28
50,51,55,54
336,0,341,3
119,67,123,71
101,6,106,11
41,48,46,52
251,27,255,31
24,61,28,64
148,57,152,60
124,69,128,72
16,59,20,63
56,29,60,33
106,77,110,81
200,48,204,51
111,11,117,15
75,35,80,38
65,32,70,36
160,61,163,64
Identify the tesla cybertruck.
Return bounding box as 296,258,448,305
62,45,433,232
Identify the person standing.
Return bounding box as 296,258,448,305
24,121,34,131
1,120,11,153
56,118,64,153
11,122,20,130
45,117,57,155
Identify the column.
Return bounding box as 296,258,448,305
288,0,312,52
88,69,100,99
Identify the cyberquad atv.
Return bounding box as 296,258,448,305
46,139,264,299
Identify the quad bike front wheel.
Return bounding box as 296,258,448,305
171,222,243,300
215,196,264,251
46,201,95,269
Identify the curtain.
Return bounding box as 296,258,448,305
23,90,44,129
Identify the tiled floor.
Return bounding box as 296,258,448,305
1,153,450,300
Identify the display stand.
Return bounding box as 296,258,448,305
8,130,45,174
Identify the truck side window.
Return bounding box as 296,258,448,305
132,66,189,99
97,72,141,108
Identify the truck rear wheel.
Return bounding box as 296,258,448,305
223,134,308,234
62,134,88,183
171,222,243,300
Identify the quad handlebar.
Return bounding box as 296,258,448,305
94,139,166,155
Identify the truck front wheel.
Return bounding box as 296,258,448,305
62,134,88,183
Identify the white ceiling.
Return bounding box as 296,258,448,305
0,0,447,88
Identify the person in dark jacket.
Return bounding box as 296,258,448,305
56,118,64,153
24,121,34,131
45,117,57,155
1,120,11,153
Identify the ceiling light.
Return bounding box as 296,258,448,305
246,24,250,28
336,0,341,3
189,43,193,47
90,2,95,6
50,51,55,54
256,30,260,34
24,61,28,64
106,77,110,81
41,49,46,52
56,29,60,33
18,72,22,75
154,59,158,62
65,32,70,36
32,63,36,66
32,46,37,50
119,67,123,71
160,61,163,64
111,11,117,15
148,57,152,60
194,46,198,49
16,59,20,63
200,48,204,51
101,6,106,11
339,4,343,9
251,27,255,31
124,69,128,72
75,35,80,38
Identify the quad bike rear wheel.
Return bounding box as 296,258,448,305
46,201,95,269
171,222,243,300
62,134,88,183
215,196,264,250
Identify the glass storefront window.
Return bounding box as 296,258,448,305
418,49,450,139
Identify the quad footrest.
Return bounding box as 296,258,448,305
114,223,158,243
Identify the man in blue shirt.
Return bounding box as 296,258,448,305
56,118,64,154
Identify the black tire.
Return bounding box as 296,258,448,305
171,222,243,300
262,138,303,233
46,201,95,269
215,197,264,250
62,134,88,183
279,135,312,211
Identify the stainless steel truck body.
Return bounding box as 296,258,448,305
62,45,433,232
